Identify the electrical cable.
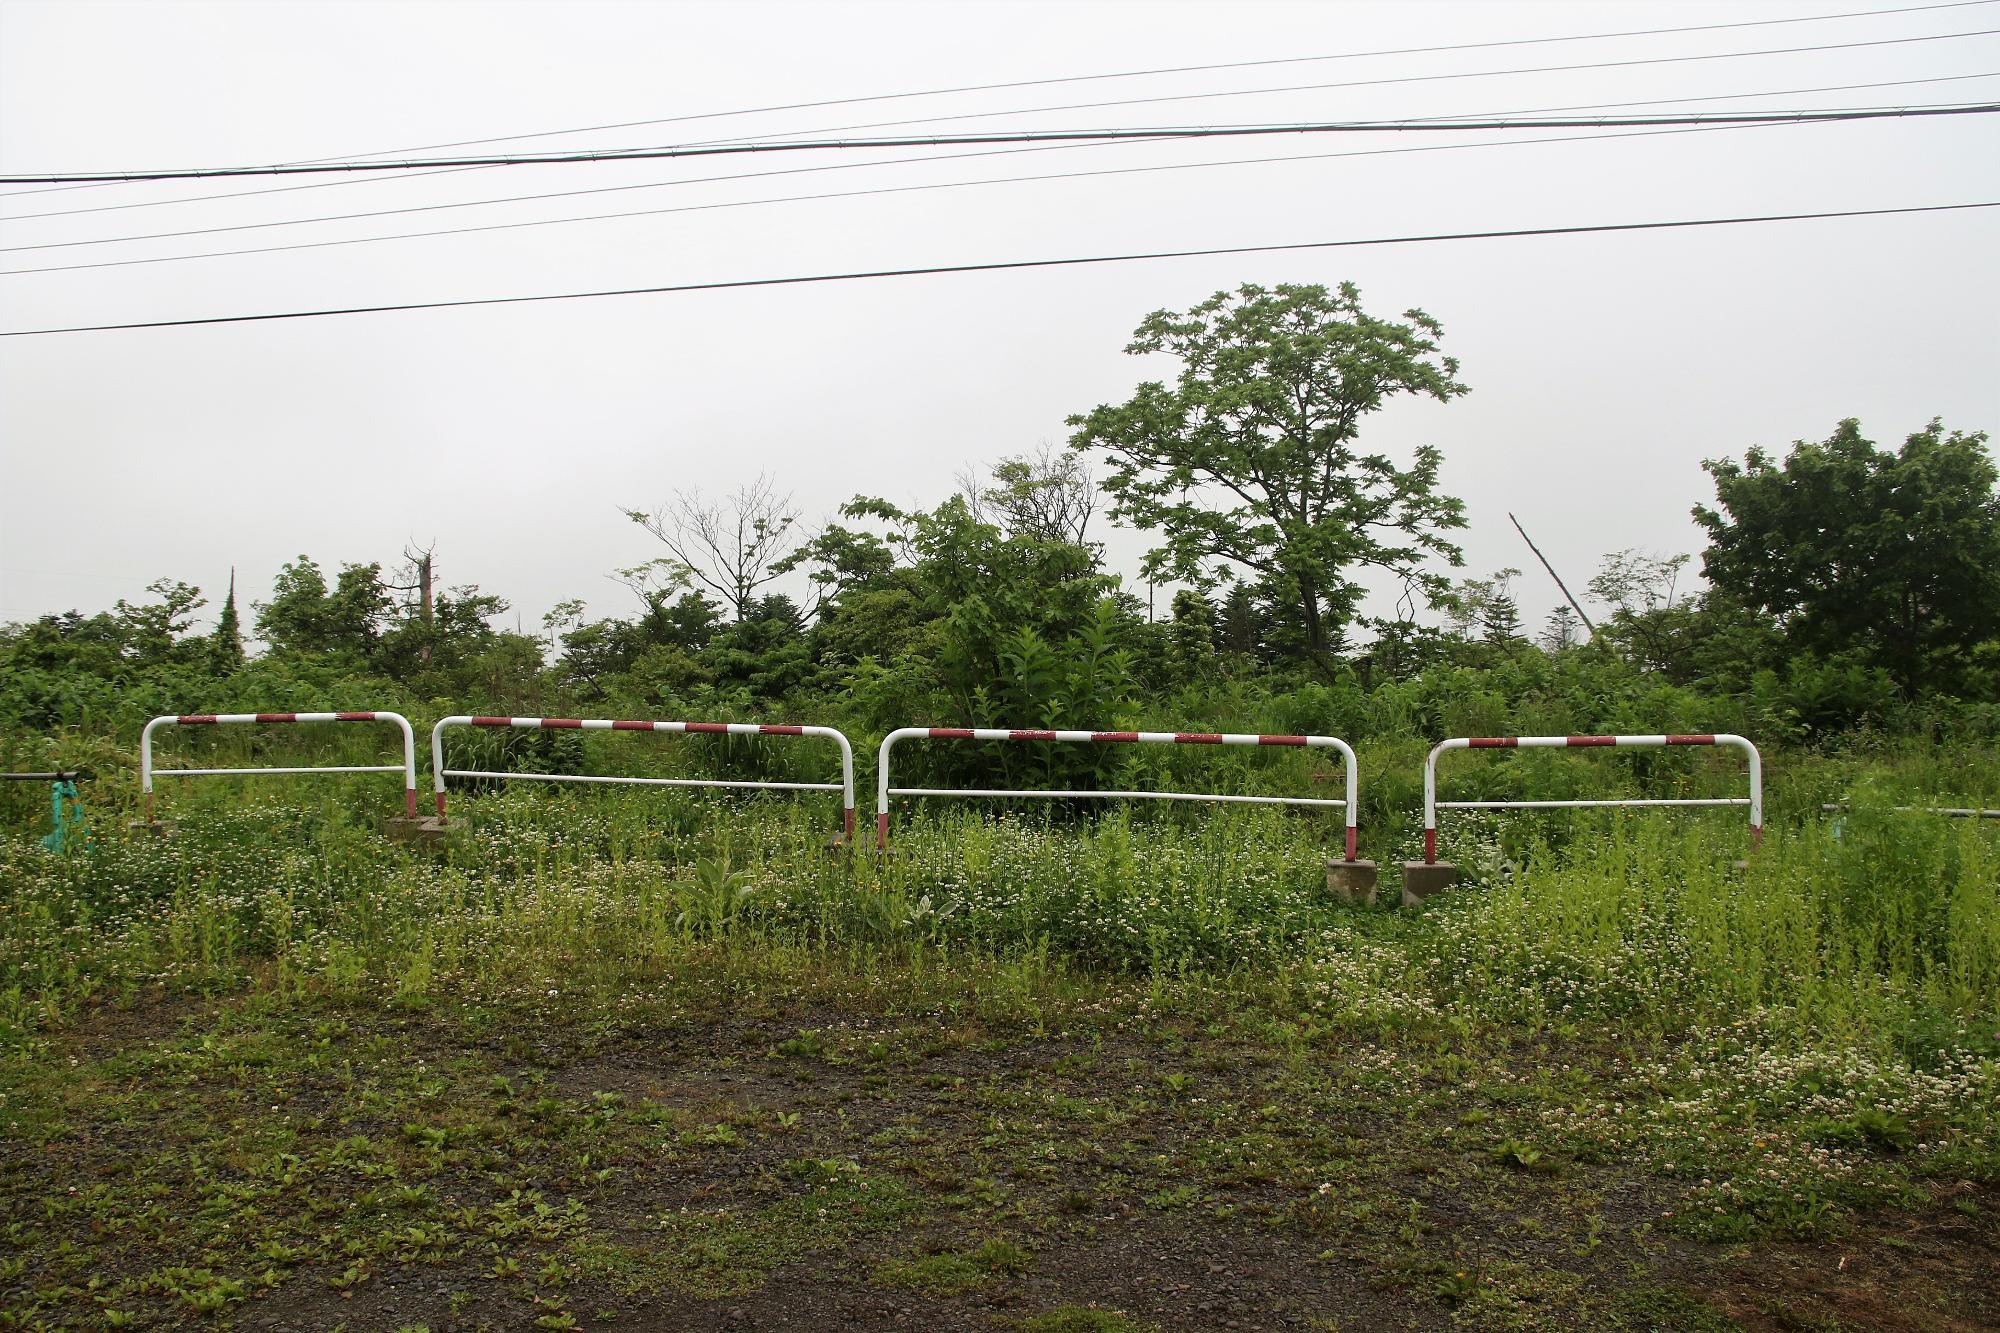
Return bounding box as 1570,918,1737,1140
0,116,1920,276
3,0,1990,202
5,101,1996,184
181,0,2000,166
8,18,1992,209
5,69,1992,234
6,200,1992,338
672,28,2000,148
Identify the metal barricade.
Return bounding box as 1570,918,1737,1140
876,727,1359,856
1422,732,1762,863
140,712,419,820
430,716,857,839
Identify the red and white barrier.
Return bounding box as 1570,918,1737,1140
1422,733,1762,863
140,712,418,820
430,716,857,838
875,727,1360,856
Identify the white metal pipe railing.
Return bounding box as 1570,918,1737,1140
876,726,1360,857
1422,732,1762,864
429,716,857,839
139,712,418,820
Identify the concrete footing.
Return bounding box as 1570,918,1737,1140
1400,861,1460,907
383,815,454,850
1325,858,1379,906
127,818,175,838
381,815,430,844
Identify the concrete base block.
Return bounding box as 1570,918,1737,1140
399,815,454,850
1325,858,1379,906
128,819,175,838
381,815,429,844
1401,861,1460,907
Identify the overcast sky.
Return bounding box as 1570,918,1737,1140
2,0,1995,644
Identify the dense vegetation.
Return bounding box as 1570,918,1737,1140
2,283,1995,1328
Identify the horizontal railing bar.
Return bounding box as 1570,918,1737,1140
1437,797,1749,810
889,787,1346,808
152,765,405,778
443,769,839,793
1821,802,2000,819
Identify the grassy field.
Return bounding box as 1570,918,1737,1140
1,752,1997,1330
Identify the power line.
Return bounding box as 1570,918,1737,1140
7,102,1996,185
9,23,1994,214
6,70,1993,238
177,0,2000,166
678,27,2000,148
1,0,1991,207
7,200,1992,338
0,116,1920,277
0,165,504,223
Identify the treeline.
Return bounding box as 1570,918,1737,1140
6,284,1996,760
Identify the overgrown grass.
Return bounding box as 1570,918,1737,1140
1,755,1996,1281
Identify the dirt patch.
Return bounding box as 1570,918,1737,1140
5,993,1996,1331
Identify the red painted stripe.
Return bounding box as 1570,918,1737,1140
685,722,729,734
253,713,297,723
1091,731,1140,743
1666,734,1716,745
542,718,583,729
930,728,975,739
334,712,375,722
1467,737,1518,748
177,715,218,724
610,719,654,731
1258,734,1308,746
1175,733,1223,744
1565,735,1615,747
1010,729,1058,741
469,716,513,727
760,725,805,736
1424,828,1438,863
876,811,890,849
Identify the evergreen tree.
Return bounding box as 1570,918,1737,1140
1539,605,1581,654
209,568,244,673
1217,583,1264,660
1166,589,1215,683
1482,593,1523,645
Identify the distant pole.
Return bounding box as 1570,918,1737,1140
1509,512,1596,633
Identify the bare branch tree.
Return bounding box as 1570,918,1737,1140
624,474,803,620
958,443,1098,547
1588,549,1691,617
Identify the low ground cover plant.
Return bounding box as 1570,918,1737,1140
1,760,1994,1328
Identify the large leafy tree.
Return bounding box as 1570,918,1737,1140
1694,418,2000,694
1067,281,1468,674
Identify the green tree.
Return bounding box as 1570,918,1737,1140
1067,281,1469,676
254,557,392,663
1216,583,1266,662
113,579,206,669
1165,588,1216,684
1694,418,2000,693
209,569,244,673
1538,605,1582,654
